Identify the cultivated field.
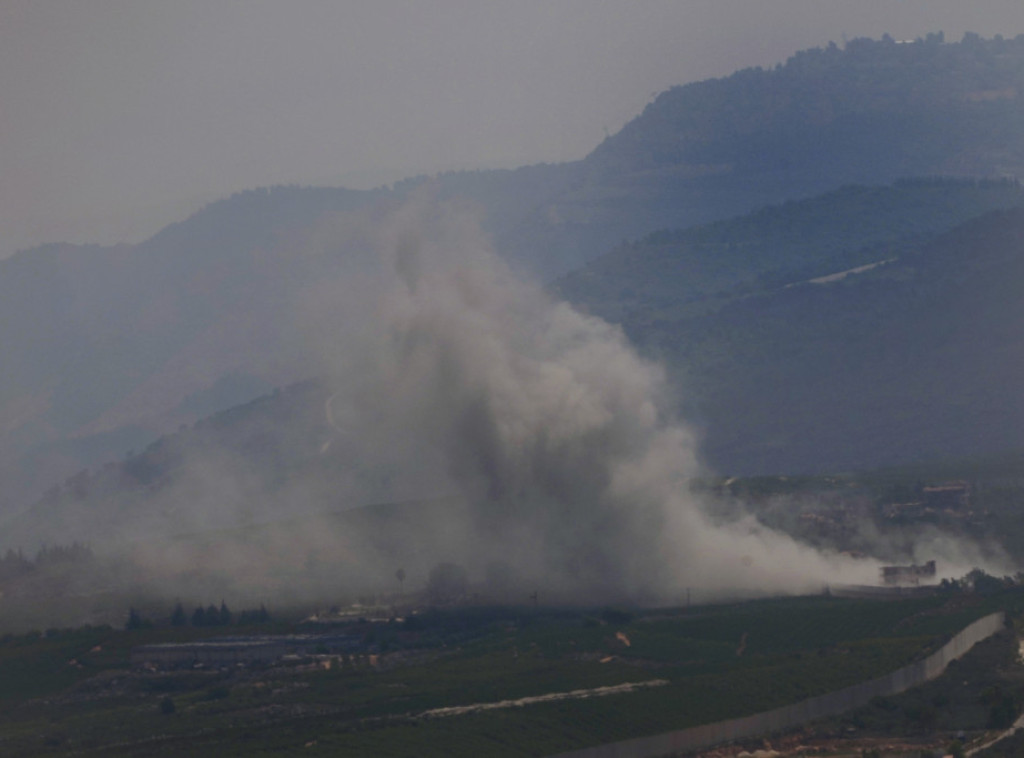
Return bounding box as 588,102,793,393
0,591,1016,757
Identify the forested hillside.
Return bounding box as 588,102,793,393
556,178,1024,323
615,208,1024,474
5,34,1024,522
509,33,1024,277
590,33,1024,179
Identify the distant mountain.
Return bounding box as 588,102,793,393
590,32,1024,180
555,178,1024,323
509,33,1024,277
0,377,479,608
0,186,387,513
15,182,1024,548
1,381,332,550
567,206,1024,474
0,374,472,609
7,34,1024,516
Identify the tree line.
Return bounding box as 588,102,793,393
125,601,271,630
0,543,93,582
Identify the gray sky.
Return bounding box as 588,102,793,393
3,1,1024,258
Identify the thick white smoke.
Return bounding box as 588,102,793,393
3,195,1016,634
303,192,884,599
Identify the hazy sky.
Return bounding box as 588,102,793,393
3,1,1024,258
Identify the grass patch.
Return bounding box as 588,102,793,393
0,593,1005,757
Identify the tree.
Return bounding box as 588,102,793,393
238,604,271,625
125,607,151,630
966,568,1005,595
395,567,406,594
170,602,187,627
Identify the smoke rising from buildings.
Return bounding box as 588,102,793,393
5,193,1010,629
293,193,890,599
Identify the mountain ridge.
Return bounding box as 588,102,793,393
6,34,1024,517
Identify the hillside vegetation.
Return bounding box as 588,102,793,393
556,177,1024,323
559,183,1024,475
5,35,1024,518
0,594,1009,757
592,33,1024,180
510,33,1024,275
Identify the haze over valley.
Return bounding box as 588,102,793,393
0,8,1022,637
10,8,1024,756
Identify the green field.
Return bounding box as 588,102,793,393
0,591,1012,757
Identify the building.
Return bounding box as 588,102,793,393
881,560,937,586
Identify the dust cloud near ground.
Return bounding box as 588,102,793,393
271,193,890,601
6,193,1011,625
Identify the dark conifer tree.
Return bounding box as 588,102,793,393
125,607,148,630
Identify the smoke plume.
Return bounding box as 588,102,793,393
298,192,885,599
5,192,1015,632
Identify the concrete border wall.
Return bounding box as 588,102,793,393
550,611,1006,758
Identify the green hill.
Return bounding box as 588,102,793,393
555,178,1024,323
9,34,1024,522
507,33,1024,277
612,207,1024,474
0,593,1012,757
590,33,1024,180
